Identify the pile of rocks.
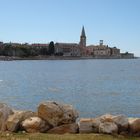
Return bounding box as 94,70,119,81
0,101,79,134
0,101,140,136
79,114,140,136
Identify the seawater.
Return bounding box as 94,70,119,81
0,59,140,117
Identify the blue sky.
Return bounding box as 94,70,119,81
0,0,140,56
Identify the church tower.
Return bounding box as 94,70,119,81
80,26,86,47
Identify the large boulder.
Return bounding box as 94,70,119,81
38,101,79,127
47,123,78,134
21,117,50,133
0,103,13,131
112,115,128,132
99,122,118,134
6,110,36,132
129,118,140,136
79,118,100,133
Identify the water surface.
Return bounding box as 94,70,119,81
0,59,140,117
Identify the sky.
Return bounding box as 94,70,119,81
0,0,140,56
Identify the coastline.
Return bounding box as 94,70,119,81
0,56,137,61
0,101,140,138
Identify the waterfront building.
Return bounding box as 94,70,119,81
87,40,121,58
55,26,86,57
55,43,80,56
54,26,123,58
0,26,134,58
121,52,134,59
31,44,49,49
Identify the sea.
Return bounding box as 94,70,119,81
0,59,140,117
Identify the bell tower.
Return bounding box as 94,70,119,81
80,26,86,47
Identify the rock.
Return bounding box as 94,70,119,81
38,101,79,127
98,114,128,133
79,118,94,133
129,118,140,136
6,110,36,132
99,114,114,123
99,122,118,134
21,117,50,133
79,118,100,133
112,115,128,132
47,123,78,134
92,118,101,133
60,104,79,124
0,103,13,131
98,114,128,134
6,133,10,137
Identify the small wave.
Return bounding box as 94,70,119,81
0,80,3,82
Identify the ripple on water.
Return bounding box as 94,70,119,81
0,59,140,117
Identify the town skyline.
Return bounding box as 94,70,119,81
0,0,139,56
0,26,134,59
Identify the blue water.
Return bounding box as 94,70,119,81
0,59,140,117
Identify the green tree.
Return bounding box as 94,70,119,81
48,41,55,55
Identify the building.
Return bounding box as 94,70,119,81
31,44,49,49
55,26,87,57
54,26,122,58
0,26,133,58
121,52,134,59
87,40,120,58
55,43,80,56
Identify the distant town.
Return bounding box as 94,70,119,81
0,26,134,60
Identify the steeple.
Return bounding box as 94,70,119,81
80,26,86,47
81,26,86,37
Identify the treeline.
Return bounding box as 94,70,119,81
0,41,63,57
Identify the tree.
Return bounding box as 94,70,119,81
48,41,55,55
40,47,48,55
2,44,13,56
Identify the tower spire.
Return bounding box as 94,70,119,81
81,26,86,37
80,26,86,47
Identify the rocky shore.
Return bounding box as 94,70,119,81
0,101,140,137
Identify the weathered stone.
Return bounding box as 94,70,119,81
129,118,140,136
47,123,78,134
92,118,101,133
6,110,36,132
21,117,50,133
99,114,114,123
38,101,79,127
79,118,94,133
0,103,13,131
79,118,100,133
60,104,79,124
99,122,118,134
112,115,128,132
